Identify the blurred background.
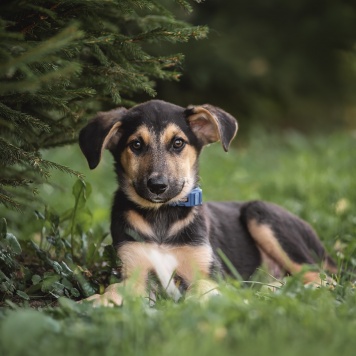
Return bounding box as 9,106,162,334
155,0,356,132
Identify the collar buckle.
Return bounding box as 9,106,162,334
169,187,203,207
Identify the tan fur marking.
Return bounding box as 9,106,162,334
248,219,303,275
258,248,285,279
120,147,139,182
131,125,151,146
165,142,197,204
120,125,153,208
160,124,195,188
161,124,197,204
125,191,166,210
85,283,125,306
161,123,188,146
187,108,220,144
172,244,212,281
102,121,122,153
126,210,155,238
121,125,152,180
168,209,197,237
118,243,152,296
249,220,337,287
302,271,325,285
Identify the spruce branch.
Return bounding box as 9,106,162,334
0,62,83,95
175,1,192,12
0,178,33,188
0,102,50,134
0,138,37,166
33,159,84,180
0,23,84,76
0,190,22,210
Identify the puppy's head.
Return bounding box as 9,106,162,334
79,100,238,208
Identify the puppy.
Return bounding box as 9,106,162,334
79,100,337,305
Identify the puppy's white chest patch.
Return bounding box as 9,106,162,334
147,246,181,300
118,242,213,301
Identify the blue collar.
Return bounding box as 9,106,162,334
169,187,203,207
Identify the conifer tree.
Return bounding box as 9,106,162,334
0,0,207,210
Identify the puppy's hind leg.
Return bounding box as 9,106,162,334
240,201,337,285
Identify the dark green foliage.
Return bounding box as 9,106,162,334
0,179,119,302
0,0,208,209
0,218,23,298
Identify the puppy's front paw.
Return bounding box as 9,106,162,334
80,283,124,307
185,279,220,302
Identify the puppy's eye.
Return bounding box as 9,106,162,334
129,140,142,152
172,138,185,150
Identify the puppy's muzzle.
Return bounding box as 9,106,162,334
147,176,168,195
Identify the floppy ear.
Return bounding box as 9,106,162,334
79,107,127,169
185,104,238,151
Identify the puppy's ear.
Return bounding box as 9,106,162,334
79,107,127,169
185,105,238,151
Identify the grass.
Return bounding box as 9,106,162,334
1,283,356,356
1,128,356,356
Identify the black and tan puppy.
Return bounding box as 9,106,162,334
79,100,337,305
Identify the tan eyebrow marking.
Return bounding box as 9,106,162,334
161,123,188,147
126,210,155,238
127,125,152,145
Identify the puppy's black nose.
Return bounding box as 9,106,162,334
147,177,168,195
